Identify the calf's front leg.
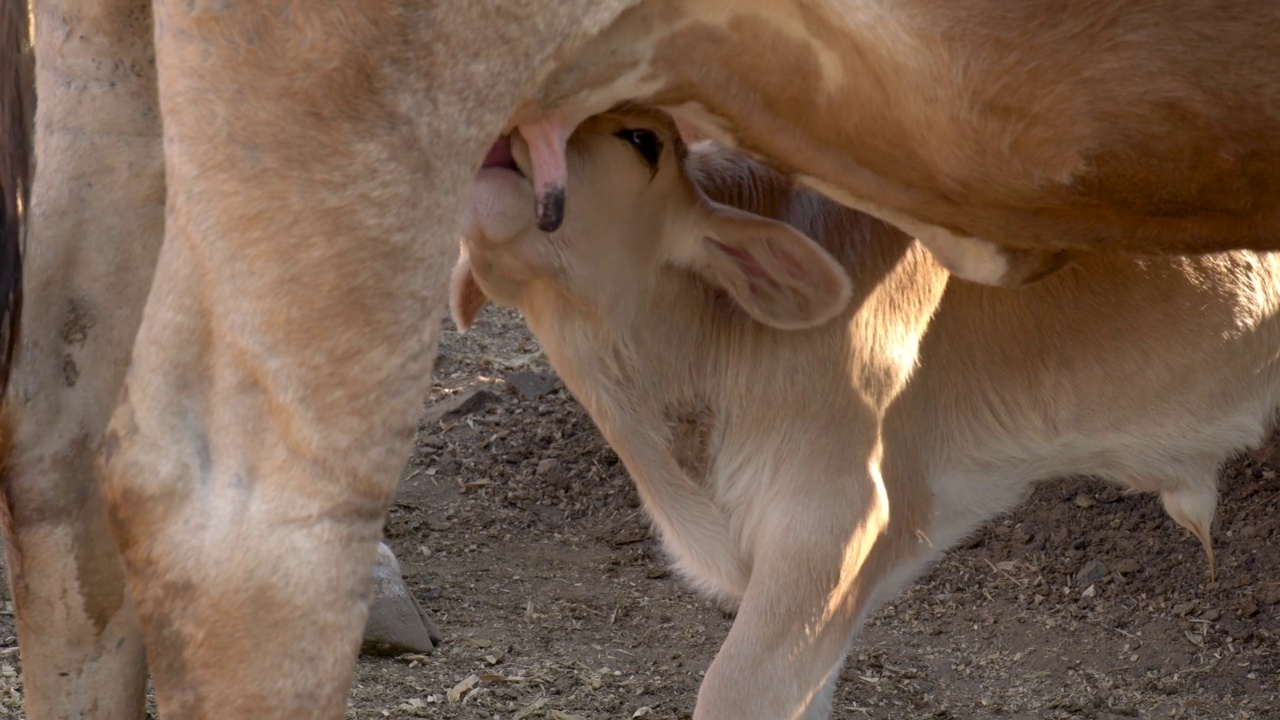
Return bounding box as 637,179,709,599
694,467,924,719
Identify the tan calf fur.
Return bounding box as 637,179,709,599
453,111,1280,719
518,0,1280,285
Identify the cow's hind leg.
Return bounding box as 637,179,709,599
95,3,460,716
1,1,164,717
364,541,442,655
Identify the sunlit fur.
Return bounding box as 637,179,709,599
456,111,1280,720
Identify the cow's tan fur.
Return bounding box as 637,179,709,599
522,0,1280,285
0,1,640,717
2,3,161,714
95,1,653,717
454,112,1280,719
8,1,1280,717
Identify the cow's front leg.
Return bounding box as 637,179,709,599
96,3,459,716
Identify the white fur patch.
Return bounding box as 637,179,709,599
668,102,738,148
798,174,1011,285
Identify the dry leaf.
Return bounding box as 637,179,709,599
512,697,548,719
479,672,530,683
446,674,480,703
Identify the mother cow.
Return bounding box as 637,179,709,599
4,1,1280,719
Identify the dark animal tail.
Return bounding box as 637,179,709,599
0,0,30,400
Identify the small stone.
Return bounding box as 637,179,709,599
1222,572,1255,590
1113,558,1141,575
423,387,499,424
1074,493,1097,508
1239,596,1260,618
1076,559,1108,588
1256,582,1280,606
610,527,648,546
436,452,460,475
1224,620,1254,642
504,371,559,400
537,458,571,490
929,658,957,677
1172,600,1198,617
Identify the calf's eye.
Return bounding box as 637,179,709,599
615,128,664,168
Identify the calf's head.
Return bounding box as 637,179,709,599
453,110,853,333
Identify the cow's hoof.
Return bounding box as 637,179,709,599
361,542,443,656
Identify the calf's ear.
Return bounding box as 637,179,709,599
449,244,490,334
686,201,853,329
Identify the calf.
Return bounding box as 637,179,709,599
452,109,1280,719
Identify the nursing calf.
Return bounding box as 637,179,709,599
452,110,1280,719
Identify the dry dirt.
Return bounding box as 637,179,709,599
0,306,1277,719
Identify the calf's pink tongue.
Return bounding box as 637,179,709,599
517,120,571,232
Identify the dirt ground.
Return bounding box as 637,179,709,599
1,306,1277,719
